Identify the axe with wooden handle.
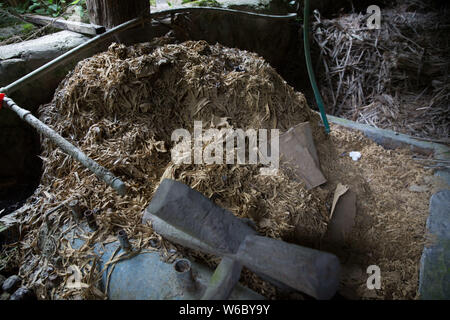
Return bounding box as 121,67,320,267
143,179,340,300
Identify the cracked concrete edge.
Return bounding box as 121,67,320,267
418,190,450,299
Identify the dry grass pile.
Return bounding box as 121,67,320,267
312,2,450,141
6,36,434,300
12,37,328,299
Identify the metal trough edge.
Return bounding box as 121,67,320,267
326,114,449,160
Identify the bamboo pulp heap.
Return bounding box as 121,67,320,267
7,37,434,300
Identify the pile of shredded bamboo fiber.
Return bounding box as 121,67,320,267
6,36,434,301
312,2,450,142
12,37,329,300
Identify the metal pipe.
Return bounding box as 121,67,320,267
0,8,299,193
2,97,127,195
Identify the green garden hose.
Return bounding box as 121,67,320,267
303,0,330,133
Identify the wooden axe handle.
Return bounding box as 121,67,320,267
234,235,340,300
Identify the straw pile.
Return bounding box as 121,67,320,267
5,36,434,300
11,37,330,299
312,3,450,142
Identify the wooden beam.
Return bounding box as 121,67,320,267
22,14,105,36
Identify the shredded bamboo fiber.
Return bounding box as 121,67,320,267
5,36,434,300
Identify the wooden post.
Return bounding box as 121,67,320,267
86,0,150,29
